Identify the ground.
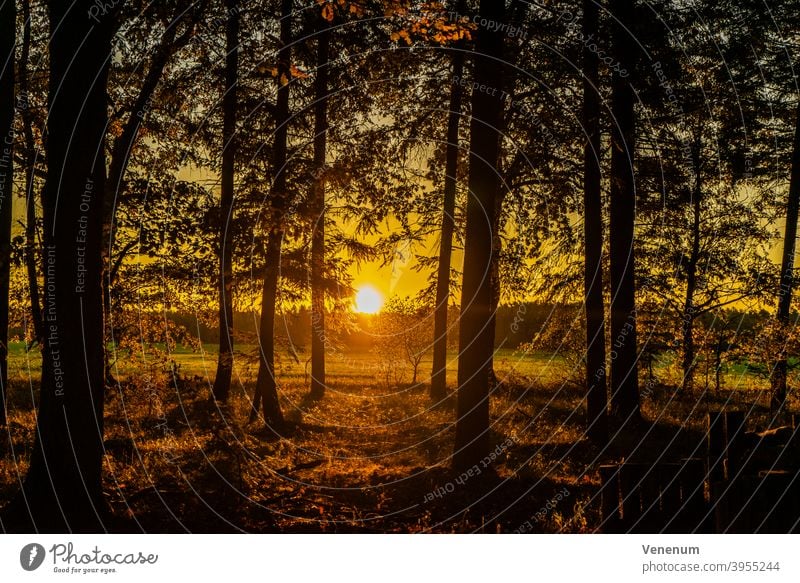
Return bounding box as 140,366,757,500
0,341,793,532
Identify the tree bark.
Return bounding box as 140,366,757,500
212,0,240,403
582,0,608,444
608,0,641,422
251,0,293,434
20,0,45,347
453,0,504,471
771,100,800,413
309,11,330,400
0,0,14,427
431,0,466,400
3,0,112,532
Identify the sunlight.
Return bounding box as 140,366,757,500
354,285,384,314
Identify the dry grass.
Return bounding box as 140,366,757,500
0,343,794,533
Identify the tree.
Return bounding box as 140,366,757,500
634,1,777,395
772,103,800,413
18,0,45,347
103,2,206,384
251,0,293,433
309,4,331,400
376,296,432,386
212,0,240,403
0,0,14,427
4,0,112,531
430,0,466,401
582,0,607,443
453,0,504,471
608,0,640,422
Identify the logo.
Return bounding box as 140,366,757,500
20,543,46,571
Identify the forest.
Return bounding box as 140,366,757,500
1,0,800,534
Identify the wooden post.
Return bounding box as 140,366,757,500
599,465,622,532
725,411,747,479
708,411,727,482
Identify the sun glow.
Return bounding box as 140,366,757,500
354,285,384,314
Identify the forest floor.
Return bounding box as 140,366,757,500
0,342,793,533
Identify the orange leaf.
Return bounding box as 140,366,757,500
290,64,309,79
322,3,334,21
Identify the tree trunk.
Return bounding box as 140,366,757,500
20,0,45,347
212,0,240,403
251,0,293,434
3,0,112,532
771,100,800,414
582,0,608,444
608,0,641,422
430,0,466,401
681,141,702,393
309,12,330,400
453,0,504,471
0,0,14,427
487,188,503,387
251,229,286,432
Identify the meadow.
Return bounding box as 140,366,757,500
1,340,785,533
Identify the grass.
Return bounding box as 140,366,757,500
0,340,794,532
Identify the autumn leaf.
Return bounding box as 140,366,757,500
258,64,279,78
321,3,334,22
290,64,309,79
390,30,412,45
109,119,124,139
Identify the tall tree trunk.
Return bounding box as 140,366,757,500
486,191,503,386
212,0,240,403
771,100,800,414
681,140,702,393
0,0,14,427
309,10,330,400
251,0,292,434
453,0,504,471
3,0,112,531
608,0,641,422
431,1,465,400
582,0,608,444
251,230,286,430
20,0,44,346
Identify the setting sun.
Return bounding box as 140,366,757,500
354,285,384,314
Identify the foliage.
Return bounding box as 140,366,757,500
373,296,433,386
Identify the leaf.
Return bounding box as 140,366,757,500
390,30,411,45
290,64,309,79
322,3,334,22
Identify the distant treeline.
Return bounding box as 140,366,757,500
156,302,584,350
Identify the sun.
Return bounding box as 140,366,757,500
354,285,384,314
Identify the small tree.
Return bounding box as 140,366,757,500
374,297,433,386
